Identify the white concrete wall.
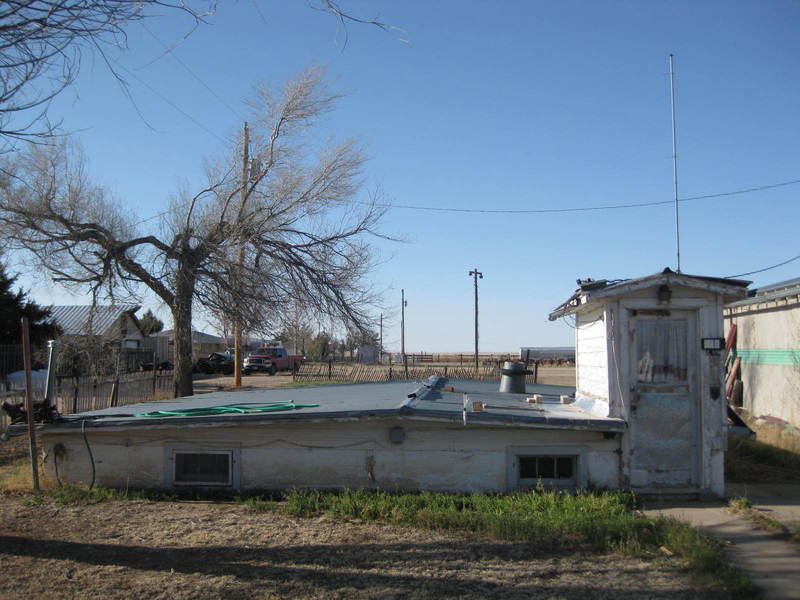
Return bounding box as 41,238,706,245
575,306,609,411
40,420,621,492
725,304,800,427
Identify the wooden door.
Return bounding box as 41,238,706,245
629,311,699,488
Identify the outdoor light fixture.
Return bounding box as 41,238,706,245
701,338,725,352
657,284,672,305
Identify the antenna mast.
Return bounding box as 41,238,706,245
669,54,681,272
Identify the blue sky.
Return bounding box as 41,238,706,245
14,0,800,352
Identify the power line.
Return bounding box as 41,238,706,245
726,252,800,279
140,24,246,122
118,64,229,145
364,178,800,215
135,175,799,229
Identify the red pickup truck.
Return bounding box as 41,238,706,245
243,346,303,375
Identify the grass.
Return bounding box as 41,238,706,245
2,478,753,595
248,488,751,596
789,524,800,543
726,436,800,483
727,496,794,540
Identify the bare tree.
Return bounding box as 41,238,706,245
0,0,213,148
0,1,395,150
0,67,387,397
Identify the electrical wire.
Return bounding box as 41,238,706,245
82,420,96,490
725,252,800,279
361,178,800,214
117,64,229,145
141,23,245,122
133,175,800,232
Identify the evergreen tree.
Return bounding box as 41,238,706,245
139,309,164,335
0,265,60,345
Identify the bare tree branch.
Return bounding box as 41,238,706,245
0,0,215,149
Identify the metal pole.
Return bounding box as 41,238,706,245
43,339,59,409
400,289,406,362
379,313,383,364
669,54,681,273
21,318,40,492
469,269,483,372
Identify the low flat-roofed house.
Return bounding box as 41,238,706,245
49,304,145,349
549,268,749,497
35,377,625,492
724,277,800,428
29,269,748,497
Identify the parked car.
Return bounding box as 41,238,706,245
194,352,235,375
140,360,174,372
243,346,303,375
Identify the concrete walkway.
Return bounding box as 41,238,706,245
643,497,800,600
728,483,800,531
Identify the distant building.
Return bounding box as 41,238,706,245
48,304,145,349
356,345,379,364
519,347,575,362
152,329,227,359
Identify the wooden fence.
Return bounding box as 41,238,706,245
293,362,551,384
1,370,173,429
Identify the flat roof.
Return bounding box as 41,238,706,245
43,377,625,433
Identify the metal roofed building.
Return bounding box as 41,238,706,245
36,377,626,493
549,268,750,498
724,276,800,427
48,304,145,349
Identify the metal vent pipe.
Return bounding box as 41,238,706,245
499,361,531,394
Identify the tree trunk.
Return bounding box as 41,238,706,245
171,267,196,398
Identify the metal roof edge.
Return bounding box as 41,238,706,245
33,404,625,434
550,270,750,320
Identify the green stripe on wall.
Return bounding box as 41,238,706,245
734,349,800,366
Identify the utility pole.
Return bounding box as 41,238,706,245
21,318,39,492
400,289,407,361
379,312,383,364
469,268,483,372
233,122,250,388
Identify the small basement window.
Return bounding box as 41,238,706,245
173,451,232,486
518,455,576,485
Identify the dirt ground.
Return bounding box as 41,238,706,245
192,371,300,394
0,494,731,600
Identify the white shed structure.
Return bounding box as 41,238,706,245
549,268,749,497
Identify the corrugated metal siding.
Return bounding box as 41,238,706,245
49,304,139,336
